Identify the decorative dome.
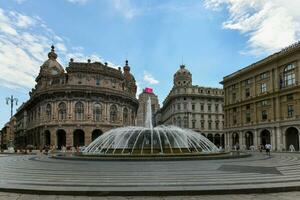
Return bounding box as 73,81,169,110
40,45,64,76
123,60,137,95
173,64,192,86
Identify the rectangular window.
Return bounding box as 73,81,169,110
261,83,267,93
245,79,251,85
96,78,100,86
192,104,195,110
208,114,211,119
261,100,268,106
260,72,268,80
208,122,212,130
112,79,116,88
288,105,294,118
200,104,204,111
208,104,211,112
287,94,294,101
177,104,181,110
262,110,268,121
183,103,187,109
216,121,219,130
233,115,237,124
245,88,250,97
232,93,236,102
246,112,251,123
192,121,196,129
215,104,219,112
201,121,204,129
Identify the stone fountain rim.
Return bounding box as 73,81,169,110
51,151,251,161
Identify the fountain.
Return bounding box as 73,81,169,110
83,98,220,156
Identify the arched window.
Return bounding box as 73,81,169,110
58,102,67,120
183,116,188,128
110,105,117,123
131,110,135,124
177,117,181,127
46,104,51,120
284,64,295,87
123,107,128,124
75,102,84,120
93,103,102,121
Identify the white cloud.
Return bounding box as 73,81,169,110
204,0,300,55
111,0,140,19
143,71,159,85
14,0,26,4
0,8,113,91
66,0,89,5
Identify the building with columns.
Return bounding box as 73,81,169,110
221,42,300,151
13,46,138,149
137,88,160,127
158,64,225,147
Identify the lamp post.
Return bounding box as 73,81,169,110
0,130,3,152
6,95,18,118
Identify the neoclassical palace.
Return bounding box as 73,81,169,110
157,65,225,147
14,46,138,149
222,42,300,151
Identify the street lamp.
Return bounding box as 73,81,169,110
6,95,18,118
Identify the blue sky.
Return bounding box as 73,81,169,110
1,0,300,127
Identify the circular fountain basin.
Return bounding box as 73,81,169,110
72,125,235,160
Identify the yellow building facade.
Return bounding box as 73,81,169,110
221,43,300,151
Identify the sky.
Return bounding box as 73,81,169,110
1,0,300,127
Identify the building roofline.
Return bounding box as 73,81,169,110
221,41,300,84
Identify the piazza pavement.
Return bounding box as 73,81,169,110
1,152,300,198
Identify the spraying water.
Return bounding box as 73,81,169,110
83,96,219,155
144,97,153,129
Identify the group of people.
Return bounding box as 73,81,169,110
230,143,272,156
41,145,83,155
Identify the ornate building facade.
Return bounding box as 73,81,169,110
221,42,300,151
14,46,139,149
158,65,225,147
137,88,160,127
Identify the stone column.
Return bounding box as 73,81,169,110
85,128,91,146
275,127,281,151
240,131,244,146
66,128,73,147
51,129,56,147
271,128,276,151
253,129,258,147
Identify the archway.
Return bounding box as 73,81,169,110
207,134,213,143
92,129,103,141
56,129,66,150
221,134,225,148
286,127,299,151
44,130,51,146
261,129,271,146
214,134,221,147
245,131,254,149
73,129,85,147
232,132,239,146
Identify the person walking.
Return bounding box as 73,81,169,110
289,144,295,152
265,143,272,156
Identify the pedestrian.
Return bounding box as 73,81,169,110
265,143,272,156
289,144,295,152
